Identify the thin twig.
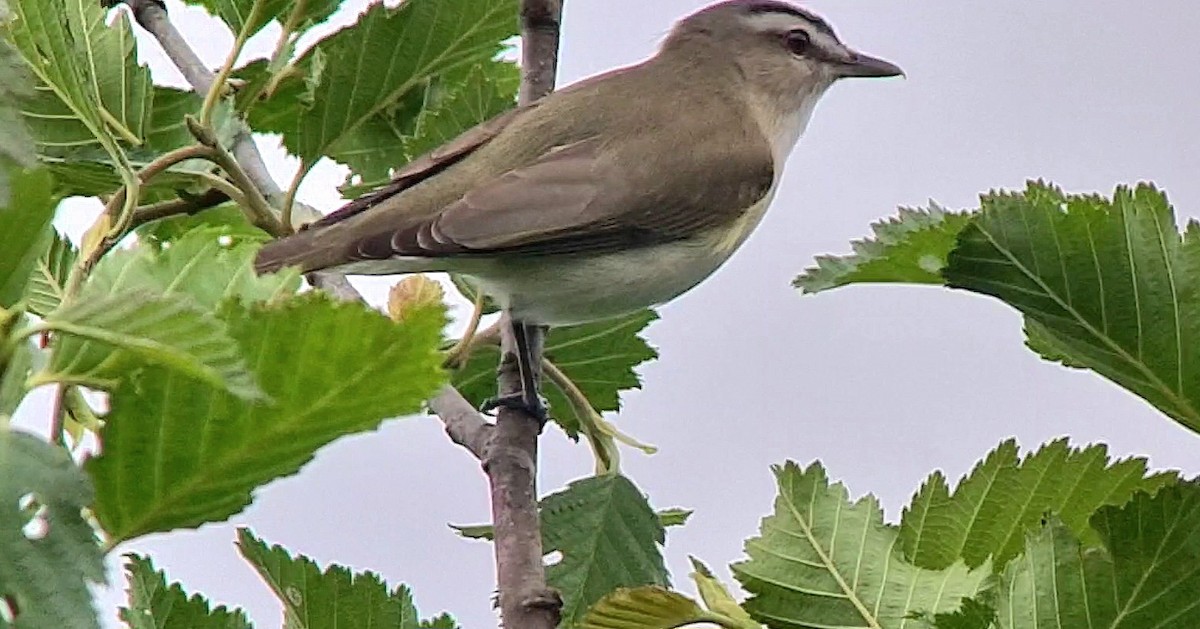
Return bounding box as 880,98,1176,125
186,116,286,236
485,2,565,628
200,0,266,127
130,188,231,229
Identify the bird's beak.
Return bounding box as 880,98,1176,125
835,51,904,79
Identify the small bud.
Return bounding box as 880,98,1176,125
388,275,445,322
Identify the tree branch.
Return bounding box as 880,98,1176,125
486,2,565,628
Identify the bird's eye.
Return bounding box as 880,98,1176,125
784,30,811,55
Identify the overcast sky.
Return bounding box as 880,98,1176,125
14,0,1200,626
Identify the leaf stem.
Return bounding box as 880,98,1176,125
279,162,309,233
200,0,268,128
63,143,215,302
186,116,286,236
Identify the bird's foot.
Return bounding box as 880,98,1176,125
481,392,549,424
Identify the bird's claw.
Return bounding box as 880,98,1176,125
481,392,549,424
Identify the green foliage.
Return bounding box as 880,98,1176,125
956,484,1200,629
186,0,341,39
454,311,658,437
946,183,1200,431
86,292,446,543
338,61,521,195
121,555,252,629
798,183,1200,436
0,430,105,629
0,13,36,201
579,587,721,629
0,167,55,308
733,462,991,629
251,0,518,167
237,529,453,629
795,204,972,293
22,228,76,317
538,474,671,628
87,228,301,310
900,438,1177,571
42,291,264,398
0,336,36,418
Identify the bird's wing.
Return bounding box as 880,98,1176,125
303,104,534,230
350,134,776,261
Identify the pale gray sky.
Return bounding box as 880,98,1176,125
14,0,1200,626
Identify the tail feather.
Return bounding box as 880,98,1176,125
254,227,342,275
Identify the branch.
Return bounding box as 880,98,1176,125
486,2,565,628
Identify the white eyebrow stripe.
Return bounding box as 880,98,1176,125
744,11,814,33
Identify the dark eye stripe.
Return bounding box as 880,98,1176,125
743,1,836,37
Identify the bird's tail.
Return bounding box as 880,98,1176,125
254,227,343,275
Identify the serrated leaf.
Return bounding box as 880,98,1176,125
185,0,341,38
337,60,519,193
0,28,36,200
0,166,56,308
0,335,37,418
136,203,267,245
541,474,671,627
86,293,445,543
7,0,120,155
121,554,252,629
795,204,973,293
454,311,658,437
419,613,459,629
23,228,76,316
451,507,690,541
579,587,716,629
930,597,996,629
42,291,263,400
689,558,760,629
733,461,991,629
991,485,1200,629
901,438,1177,571
88,227,301,310
0,429,105,629
236,528,427,629
945,183,1200,432
278,0,518,164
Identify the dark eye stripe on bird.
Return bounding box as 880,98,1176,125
738,0,836,37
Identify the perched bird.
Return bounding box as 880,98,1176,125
255,0,901,418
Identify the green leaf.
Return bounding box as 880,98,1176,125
236,528,428,629
794,203,973,293
0,23,37,201
579,587,720,629
451,507,688,542
901,438,1177,571
453,311,658,437
337,61,520,194
0,167,56,309
0,429,105,629
23,228,76,317
87,227,301,310
42,291,263,400
275,0,518,164
732,461,991,629
419,614,459,629
991,485,1200,629
86,293,445,543
930,597,996,629
0,335,37,419
689,558,760,629
7,0,122,158
542,474,671,628
121,554,252,629
186,0,341,38
136,203,267,245
945,183,1200,432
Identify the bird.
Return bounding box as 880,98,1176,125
254,0,902,420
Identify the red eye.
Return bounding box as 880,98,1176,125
784,30,811,55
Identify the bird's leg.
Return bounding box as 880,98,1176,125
481,318,549,423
